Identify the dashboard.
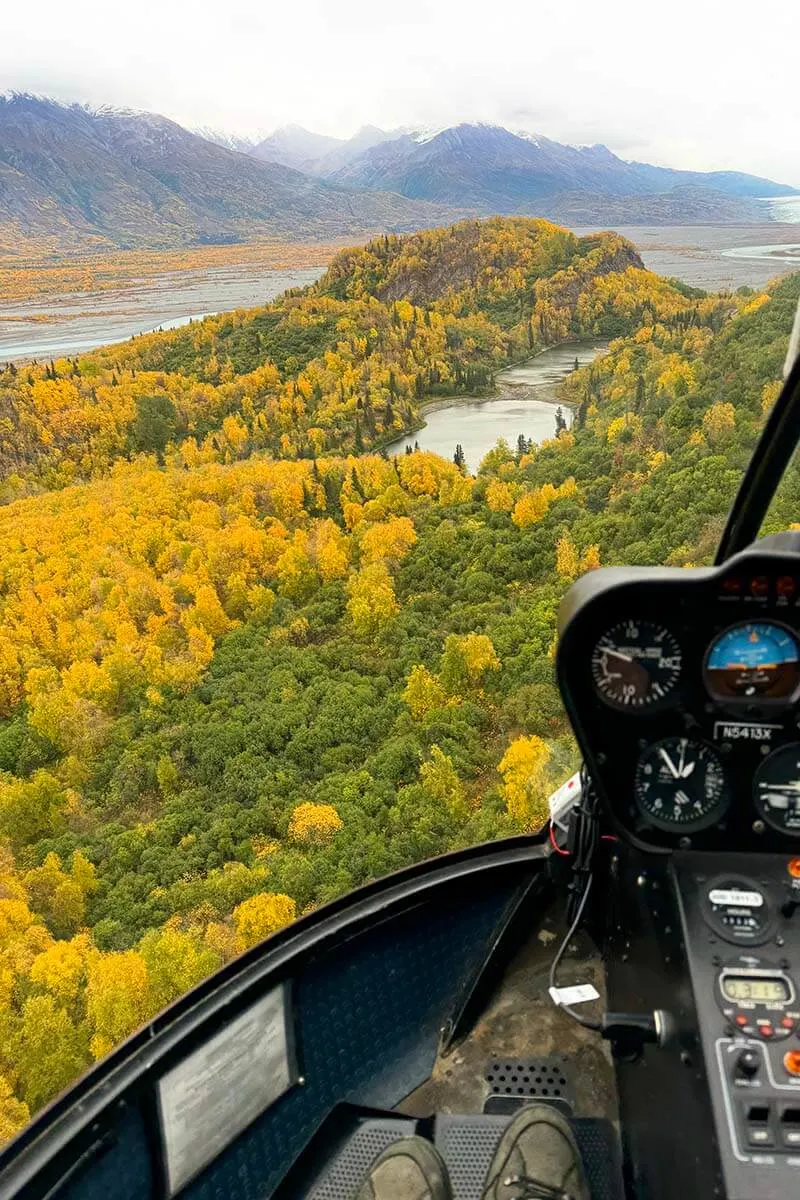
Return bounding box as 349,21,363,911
556,547,800,852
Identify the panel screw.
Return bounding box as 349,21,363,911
637,874,647,887
753,821,765,834
298,1076,306,1086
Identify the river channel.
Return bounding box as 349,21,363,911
386,340,607,473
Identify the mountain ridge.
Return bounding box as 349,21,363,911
318,123,795,215
0,95,466,252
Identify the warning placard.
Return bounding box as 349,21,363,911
158,983,293,1195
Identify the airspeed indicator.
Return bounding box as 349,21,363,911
591,620,681,710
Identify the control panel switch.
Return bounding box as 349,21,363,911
735,1049,760,1078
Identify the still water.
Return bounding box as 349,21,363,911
386,340,607,473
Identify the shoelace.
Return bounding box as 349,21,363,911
493,1174,575,1200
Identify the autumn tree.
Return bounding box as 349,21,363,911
232,894,296,949
288,802,344,845
498,736,551,829
346,563,399,637
402,665,447,719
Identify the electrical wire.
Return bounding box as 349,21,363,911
549,823,571,856
548,873,602,1031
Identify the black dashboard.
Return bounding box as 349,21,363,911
557,547,800,853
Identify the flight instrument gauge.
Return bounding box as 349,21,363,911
634,737,729,831
753,743,800,833
591,620,681,710
705,621,800,702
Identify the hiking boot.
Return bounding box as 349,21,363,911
355,1136,453,1200
481,1103,590,1200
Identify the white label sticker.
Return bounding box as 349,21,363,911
549,983,600,1006
709,889,764,908
158,984,292,1195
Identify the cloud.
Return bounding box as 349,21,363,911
1,0,797,185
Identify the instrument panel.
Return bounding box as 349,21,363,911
557,548,800,852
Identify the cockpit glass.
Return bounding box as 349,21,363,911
0,0,798,1154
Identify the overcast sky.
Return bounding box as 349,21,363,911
2,0,797,185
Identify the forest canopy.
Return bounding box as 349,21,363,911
0,216,796,1140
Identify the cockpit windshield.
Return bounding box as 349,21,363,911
0,0,798,1157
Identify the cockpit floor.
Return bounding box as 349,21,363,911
397,903,617,1122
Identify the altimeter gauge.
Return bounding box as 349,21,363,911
591,620,681,710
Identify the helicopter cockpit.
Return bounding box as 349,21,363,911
2,312,800,1200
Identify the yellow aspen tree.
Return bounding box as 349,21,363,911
419,746,467,819
232,894,296,949
498,736,552,829
439,633,500,694
360,516,417,565
512,489,549,529
288,803,344,845
556,536,580,581
702,402,736,443
346,563,399,637
0,1075,29,1144
402,665,447,719
486,480,515,513
85,951,150,1060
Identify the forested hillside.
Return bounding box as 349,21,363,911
0,216,796,1142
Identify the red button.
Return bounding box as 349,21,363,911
782,1017,794,1030
778,576,797,598
736,1014,748,1027
751,576,769,596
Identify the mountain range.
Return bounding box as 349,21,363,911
0,96,461,252
255,122,794,203
0,94,796,254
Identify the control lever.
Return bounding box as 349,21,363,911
601,1009,675,1060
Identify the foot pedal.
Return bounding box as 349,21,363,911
306,1117,416,1199
483,1054,574,1113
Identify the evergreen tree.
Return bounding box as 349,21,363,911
454,444,466,470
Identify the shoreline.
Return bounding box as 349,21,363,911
379,338,600,451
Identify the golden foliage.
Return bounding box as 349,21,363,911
419,746,467,819
346,562,399,637
402,665,447,719
232,893,297,949
702,402,736,443
498,736,552,830
555,536,580,581
288,803,344,846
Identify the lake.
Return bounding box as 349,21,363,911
386,340,606,473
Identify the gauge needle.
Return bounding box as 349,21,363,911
660,748,680,778
678,740,686,777
763,781,800,793
681,761,696,779
604,649,633,663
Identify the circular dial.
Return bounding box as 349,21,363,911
754,743,800,833
705,621,800,702
634,737,729,831
591,620,681,710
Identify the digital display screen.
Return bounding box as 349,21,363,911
722,975,790,1004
